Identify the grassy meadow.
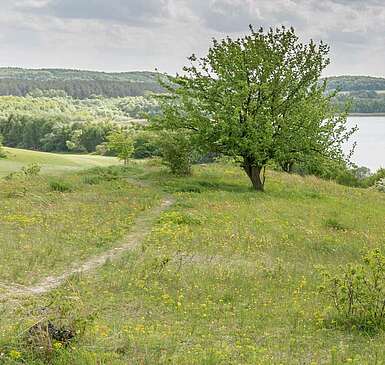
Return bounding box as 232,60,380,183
0,148,118,177
1,156,385,364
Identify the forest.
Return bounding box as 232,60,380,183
0,68,164,98
0,94,159,153
325,75,385,113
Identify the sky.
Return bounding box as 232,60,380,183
0,0,384,77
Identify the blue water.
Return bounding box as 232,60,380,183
345,116,385,172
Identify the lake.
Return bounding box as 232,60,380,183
345,116,385,172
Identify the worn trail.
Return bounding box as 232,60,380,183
0,197,174,300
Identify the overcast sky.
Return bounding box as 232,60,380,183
1,0,384,76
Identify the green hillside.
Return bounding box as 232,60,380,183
0,68,165,99
324,76,385,113
325,75,385,92
0,147,118,177
1,161,385,363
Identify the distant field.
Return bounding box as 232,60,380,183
0,147,118,177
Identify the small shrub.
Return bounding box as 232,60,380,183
319,249,385,331
49,180,73,192
21,163,41,177
158,132,195,176
325,217,347,231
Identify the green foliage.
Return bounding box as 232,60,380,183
153,26,354,190
365,168,385,187
132,131,161,159
290,156,375,188
320,249,385,331
0,113,118,153
0,94,160,154
49,179,74,192
107,130,134,165
158,132,194,176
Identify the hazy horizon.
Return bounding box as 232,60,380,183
1,66,384,80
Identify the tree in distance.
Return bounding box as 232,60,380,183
106,130,134,165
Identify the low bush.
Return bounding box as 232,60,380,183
324,217,348,231
319,249,385,331
49,179,74,193
158,132,195,176
5,163,41,180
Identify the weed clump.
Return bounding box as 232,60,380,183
319,249,385,332
5,163,41,180
49,179,74,192
325,217,347,231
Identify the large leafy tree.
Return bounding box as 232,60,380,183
153,26,355,191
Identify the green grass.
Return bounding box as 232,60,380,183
0,165,162,285
0,147,118,177
1,161,385,364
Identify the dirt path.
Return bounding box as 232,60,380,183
0,197,174,300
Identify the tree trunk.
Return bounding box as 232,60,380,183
242,164,265,191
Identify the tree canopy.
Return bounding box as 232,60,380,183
153,26,355,190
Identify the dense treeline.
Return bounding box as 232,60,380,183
0,79,164,99
0,68,164,99
325,76,385,91
0,94,159,153
0,115,117,153
333,92,385,113
0,95,159,122
324,76,385,113
0,68,160,82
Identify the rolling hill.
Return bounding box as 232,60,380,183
324,75,385,113
0,68,165,99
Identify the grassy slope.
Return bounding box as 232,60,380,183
0,164,162,286
1,162,385,364
0,148,118,177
